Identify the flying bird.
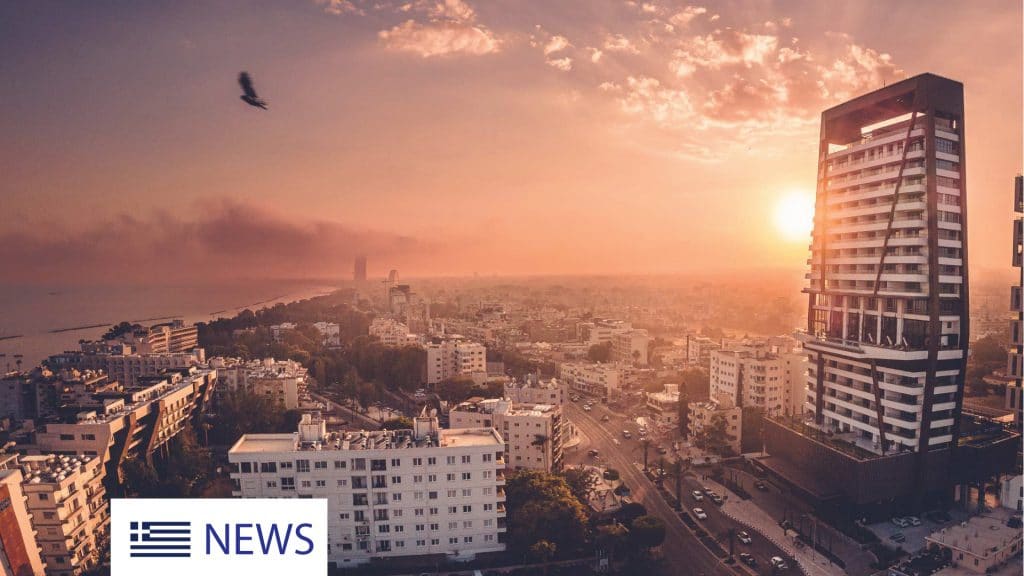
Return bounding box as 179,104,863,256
238,71,268,110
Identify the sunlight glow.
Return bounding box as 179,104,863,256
774,191,816,242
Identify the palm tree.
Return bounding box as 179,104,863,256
664,457,691,509
638,438,652,472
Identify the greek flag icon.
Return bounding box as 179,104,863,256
128,521,191,558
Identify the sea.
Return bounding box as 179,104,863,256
0,280,337,371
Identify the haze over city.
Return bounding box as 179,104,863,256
1,0,1020,282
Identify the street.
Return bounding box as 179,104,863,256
566,401,798,576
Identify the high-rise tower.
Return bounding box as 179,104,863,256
761,75,1018,517
802,73,968,457
353,255,367,282
1007,175,1023,424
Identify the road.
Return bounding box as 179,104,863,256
567,402,737,576
566,400,798,576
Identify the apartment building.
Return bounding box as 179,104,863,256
710,344,787,416
687,395,742,455
646,384,681,427
369,318,417,348
612,329,650,366
29,368,216,487
47,344,205,388
0,466,47,576
228,414,506,568
1006,175,1023,422
425,338,486,386
557,362,624,399
20,455,107,576
504,375,564,406
685,335,720,367
112,320,198,355
762,74,1019,517
449,398,564,471
207,357,306,409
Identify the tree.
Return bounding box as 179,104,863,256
638,438,652,471
629,515,666,550
596,523,629,567
603,468,620,482
528,539,557,567
210,390,302,445
588,342,613,363
616,502,647,526
436,377,476,403
380,416,414,430
505,470,591,554
695,412,733,456
561,466,598,504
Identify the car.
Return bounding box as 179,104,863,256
770,556,789,570
692,507,708,520
905,516,921,526
691,490,704,501
588,449,600,458
889,532,906,543
891,516,910,528
737,530,752,544
739,553,757,567
657,447,668,455
754,480,769,491
583,405,592,411
601,415,611,422
622,431,632,439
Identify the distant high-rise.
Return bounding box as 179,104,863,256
1007,175,1023,422
353,254,367,282
762,74,1019,516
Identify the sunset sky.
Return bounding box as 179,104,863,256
1,0,1020,282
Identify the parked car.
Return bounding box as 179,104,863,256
737,530,752,544
708,492,723,505
739,553,757,567
770,556,789,571
601,414,610,422
754,480,769,491
622,431,632,439
583,405,592,411
657,447,668,455
905,516,921,526
890,532,906,543
588,449,599,458
692,507,708,520
891,516,910,528
691,490,704,501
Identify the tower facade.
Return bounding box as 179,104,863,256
1007,175,1023,423
801,74,968,457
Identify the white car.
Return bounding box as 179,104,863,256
691,490,704,501
692,507,708,520
583,405,592,411
737,530,752,544
771,557,788,570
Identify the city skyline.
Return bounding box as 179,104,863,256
1,1,1020,282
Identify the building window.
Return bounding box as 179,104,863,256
296,460,310,473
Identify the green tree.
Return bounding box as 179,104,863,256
561,466,598,504
528,539,557,568
596,523,629,566
505,470,591,554
436,376,476,403
629,515,666,550
695,412,733,456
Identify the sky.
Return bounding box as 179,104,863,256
0,0,1020,283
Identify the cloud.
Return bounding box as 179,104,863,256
546,56,573,71
668,6,706,27
543,35,571,55
315,0,364,15
0,200,427,283
588,47,603,63
603,33,640,53
379,19,499,57
671,30,779,75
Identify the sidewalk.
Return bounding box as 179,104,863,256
700,476,846,576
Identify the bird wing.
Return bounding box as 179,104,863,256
238,72,259,98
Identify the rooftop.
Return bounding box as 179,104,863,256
230,427,502,454
19,454,96,485
926,515,1022,557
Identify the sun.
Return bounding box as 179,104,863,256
773,190,815,242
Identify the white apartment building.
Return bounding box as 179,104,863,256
425,339,486,386
687,395,742,455
20,454,107,576
782,347,808,418
47,346,205,388
686,335,721,366
612,329,650,366
228,414,506,568
449,398,564,471
0,466,47,576
710,345,786,416
646,384,681,427
558,362,624,399
369,318,418,348
504,376,564,406
208,357,306,409
577,320,633,345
